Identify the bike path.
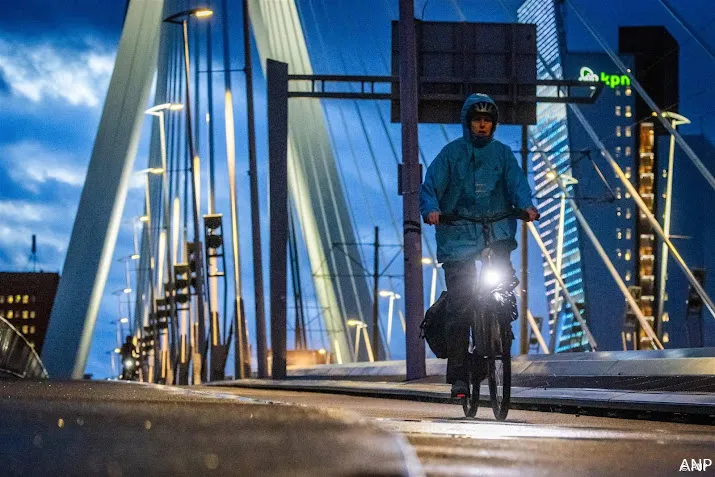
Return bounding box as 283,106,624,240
210,378,715,419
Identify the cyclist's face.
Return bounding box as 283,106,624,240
470,114,494,137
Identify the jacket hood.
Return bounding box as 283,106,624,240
461,93,497,147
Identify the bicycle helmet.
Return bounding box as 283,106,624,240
466,97,499,126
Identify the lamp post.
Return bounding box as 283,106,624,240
421,257,441,306
347,319,374,362
163,8,213,381
379,290,402,357
656,112,691,337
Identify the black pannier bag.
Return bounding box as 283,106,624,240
420,291,449,358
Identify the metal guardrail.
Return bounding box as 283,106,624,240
0,315,48,379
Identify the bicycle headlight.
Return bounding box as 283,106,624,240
483,268,502,287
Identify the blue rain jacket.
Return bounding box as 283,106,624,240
419,93,535,263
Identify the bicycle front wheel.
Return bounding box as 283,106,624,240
488,352,511,421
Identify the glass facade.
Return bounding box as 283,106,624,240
518,0,589,352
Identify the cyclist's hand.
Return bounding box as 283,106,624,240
524,207,540,222
425,211,441,225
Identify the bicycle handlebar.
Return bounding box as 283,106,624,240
440,208,538,225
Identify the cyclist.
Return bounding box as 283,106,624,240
419,93,539,398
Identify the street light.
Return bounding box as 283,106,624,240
347,319,374,362
145,102,184,342
379,290,402,354
163,7,213,380
656,111,691,331
421,257,442,306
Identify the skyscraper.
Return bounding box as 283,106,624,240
518,0,589,352
519,0,683,351
564,52,638,351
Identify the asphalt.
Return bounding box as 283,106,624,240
211,378,715,421
200,386,715,477
0,380,423,476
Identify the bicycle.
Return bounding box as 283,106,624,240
440,208,536,420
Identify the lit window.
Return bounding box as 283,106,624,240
625,250,632,261
616,126,622,137
625,106,632,118
617,207,622,217
626,208,632,219
0,296,4,304
615,105,622,116
625,167,632,179
22,325,28,334
615,187,622,199
30,311,36,319
625,271,632,281
7,311,13,319
15,295,20,303
617,228,622,240
22,310,28,319
615,146,622,157
616,248,622,259
626,229,632,240
663,332,670,344
662,312,669,323
22,295,29,304
662,169,667,178
8,296,13,304
625,146,632,157
615,88,622,96
625,191,631,199
29,326,35,334
625,127,632,137
625,87,632,96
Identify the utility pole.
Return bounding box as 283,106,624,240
399,0,425,380
372,227,380,359
243,0,268,379
520,125,529,354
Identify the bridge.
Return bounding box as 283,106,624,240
2,0,714,475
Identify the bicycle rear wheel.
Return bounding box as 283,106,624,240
488,351,511,421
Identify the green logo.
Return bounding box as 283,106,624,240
579,66,631,89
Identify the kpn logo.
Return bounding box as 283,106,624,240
679,458,712,472
578,66,632,89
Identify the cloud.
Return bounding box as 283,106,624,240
0,36,115,107
0,216,70,271
1,140,87,191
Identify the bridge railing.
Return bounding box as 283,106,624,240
0,316,48,380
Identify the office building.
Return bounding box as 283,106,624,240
0,272,60,353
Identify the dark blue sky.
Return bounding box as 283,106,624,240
1,0,714,378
